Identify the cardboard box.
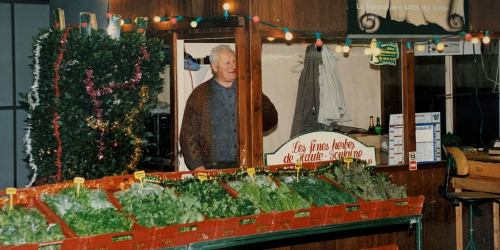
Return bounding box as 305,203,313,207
350,134,381,164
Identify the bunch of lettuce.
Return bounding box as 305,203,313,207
114,182,205,229
228,175,312,214
324,162,407,201
172,179,259,219
0,205,65,248
42,186,133,236
278,176,358,207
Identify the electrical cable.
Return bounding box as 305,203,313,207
473,45,487,149
479,44,499,92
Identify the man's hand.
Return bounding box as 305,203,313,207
194,166,206,171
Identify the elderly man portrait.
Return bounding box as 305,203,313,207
180,45,278,170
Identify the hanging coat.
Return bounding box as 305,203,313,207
317,45,352,125
290,45,322,138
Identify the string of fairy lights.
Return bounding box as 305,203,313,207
114,2,494,56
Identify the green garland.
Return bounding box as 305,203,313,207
22,27,164,184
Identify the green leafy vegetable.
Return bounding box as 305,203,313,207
0,205,65,248
279,176,359,207
42,186,133,236
114,182,205,229
228,175,312,214
323,161,407,201
171,179,259,219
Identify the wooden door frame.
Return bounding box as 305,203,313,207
148,18,263,170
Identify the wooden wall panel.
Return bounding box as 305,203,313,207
112,0,500,36
110,0,349,36
469,0,500,32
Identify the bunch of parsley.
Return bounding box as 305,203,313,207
42,186,133,236
324,162,407,201
172,179,259,219
278,176,358,207
228,175,312,214
114,182,205,229
0,205,65,248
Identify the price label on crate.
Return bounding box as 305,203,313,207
6,188,16,210
295,163,303,182
344,156,354,168
73,177,85,196
134,170,146,189
247,168,256,183
198,172,208,183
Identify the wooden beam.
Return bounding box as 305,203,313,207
402,40,416,164
169,32,179,171
236,26,250,167
453,176,500,193
121,16,245,32
249,21,263,167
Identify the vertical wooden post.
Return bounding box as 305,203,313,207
236,20,263,168
169,32,179,171
494,202,499,250
236,26,251,167
402,40,416,164
248,21,263,167
455,187,463,250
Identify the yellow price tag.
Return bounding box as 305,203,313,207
344,156,354,168
73,177,85,196
198,173,208,183
295,163,303,182
6,188,16,210
134,171,146,189
247,168,255,183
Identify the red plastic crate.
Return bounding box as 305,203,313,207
85,225,152,250
0,198,85,250
152,218,219,248
376,196,425,219
37,184,154,250
273,206,327,231
105,170,219,248
221,172,324,232
217,212,275,238
316,175,379,224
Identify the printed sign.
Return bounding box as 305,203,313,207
370,40,399,66
265,131,376,166
409,151,418,170
348,0,469,35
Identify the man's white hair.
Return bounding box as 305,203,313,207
210,45,235,66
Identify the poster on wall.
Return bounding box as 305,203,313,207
265,131,377,166
348,0,469,35
370,40,399,66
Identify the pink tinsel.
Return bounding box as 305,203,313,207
84,46,150,161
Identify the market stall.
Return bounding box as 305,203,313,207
2,0,500,249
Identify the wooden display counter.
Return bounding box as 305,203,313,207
165,161,463,250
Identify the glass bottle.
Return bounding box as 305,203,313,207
368,116,375,135
375,117,382,135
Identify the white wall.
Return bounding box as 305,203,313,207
262,44,381,154
174,42,381,168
